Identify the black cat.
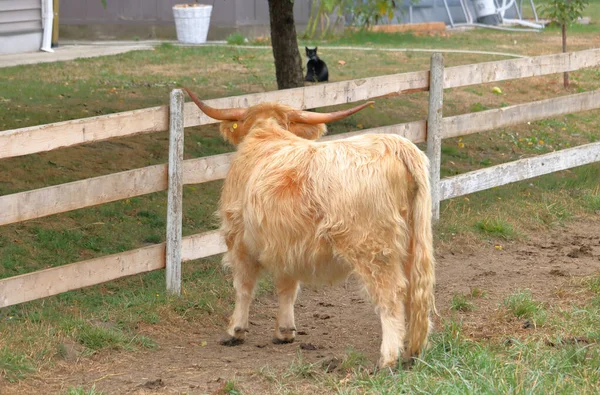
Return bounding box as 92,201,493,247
304,47,329,83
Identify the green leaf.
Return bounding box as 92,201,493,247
540,0,589,24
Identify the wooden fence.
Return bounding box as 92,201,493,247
1,49,600,308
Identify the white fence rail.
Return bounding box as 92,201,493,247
1,49,600,308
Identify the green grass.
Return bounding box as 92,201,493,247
226,32,247,45
450,293,475,312
470,102,490,112
285,352,318,380
221,380,243,395
325,30,498,51
534,200,573,227
0,348,34,383
340,348,370,371
474,218,517,240
584,193,600,212
547,306,600,344
469,287,487,298
441,145,468,159
63,385,103,395
588,275,600,294
503,290,547,326
73,321,156,352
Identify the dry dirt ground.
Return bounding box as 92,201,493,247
4,216,600,395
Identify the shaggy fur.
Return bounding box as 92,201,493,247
211,102,435,369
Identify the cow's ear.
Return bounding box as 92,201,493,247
219,122,245,145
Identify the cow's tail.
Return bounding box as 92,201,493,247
395,138,436,359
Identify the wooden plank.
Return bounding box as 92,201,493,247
444,48,600,89
0,120,424,226
0,106,168,160
0,228,228,308
183,153,235,185
0,244,165,309
440,142,600,201
443,90,600,139
0,71,428,160
2,88,596,227
181,230,227,262
2,146,598,310
0,164,167,227
166,89,184,295
426,53,444,222
181,71,430,127
319,120,426,143
0,229,228,309
3,135,597,310
4,86,597,227
3,49,600,160
183,49,600,127
4,138,596,309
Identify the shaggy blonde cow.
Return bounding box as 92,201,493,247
184,88,436,369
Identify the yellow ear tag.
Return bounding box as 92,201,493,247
232,123,238,129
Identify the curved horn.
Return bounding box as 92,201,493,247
288,101,375,125
183,87,246,121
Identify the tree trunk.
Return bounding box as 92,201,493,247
268,0,305,90
562,23,569,88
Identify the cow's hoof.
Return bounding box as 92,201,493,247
372,365,396,376
400,350,417,369
220,334,245,346
272,327,296,344
272,336,295,344
220,327,246,346
374,358,398,375
376,356,399,372
401,356,416,370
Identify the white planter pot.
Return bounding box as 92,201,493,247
173,4,213,44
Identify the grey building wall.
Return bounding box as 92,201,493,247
61,0,512,40
0,0,43,54
58,0,313,40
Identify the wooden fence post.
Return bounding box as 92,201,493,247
166,89,184,295
427,53,444,222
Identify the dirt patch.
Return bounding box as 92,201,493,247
4,217,600,395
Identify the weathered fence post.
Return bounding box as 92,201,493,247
166,89,184,295
427,53,444,222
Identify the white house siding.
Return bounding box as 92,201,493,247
0,0,43,54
